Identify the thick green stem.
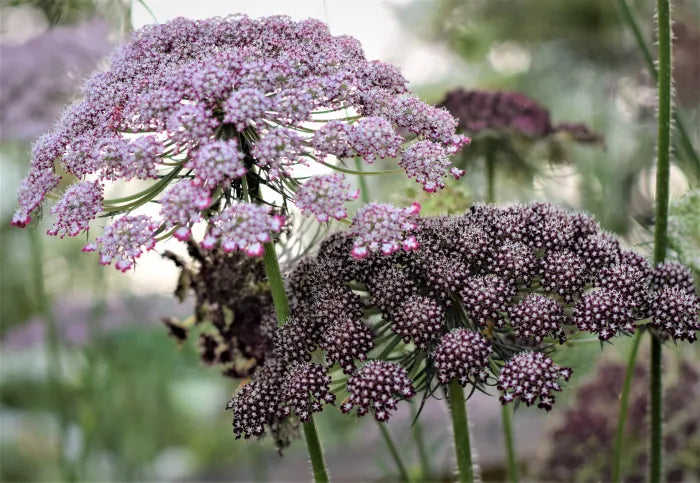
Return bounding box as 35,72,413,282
377,422,409,482
303,417,330,483
410,404,431,480
650,0,672,480
262,242,291,325
611,330,643,482
449,381,474,483
501,404,518,483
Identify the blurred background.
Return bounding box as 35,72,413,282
0,0,698,481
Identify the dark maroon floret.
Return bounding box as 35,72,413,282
461,275,517,327
508,294,566,343
571,289,636,341
433,328,491,386
280,362,335,422
497,351,572,410
651,261,696,296
539,250,588,303
341,360,415,422
391,295,445,349
321,317,374,374
650,287,700,343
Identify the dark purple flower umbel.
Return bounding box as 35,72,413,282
280,363,335,422
439,89,601,143
433,329,491,386
497,351,572,411
341,361,415,422
508,294,566,343
650,287,700,343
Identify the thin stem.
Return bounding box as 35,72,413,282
316,159,404,176
303,417,330,483
410,404,431,481
501,404,518,483
449,381,474,483
377,422,410,482
650,0,672,479
612,330,643,482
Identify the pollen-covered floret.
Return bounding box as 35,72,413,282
321,317,374,374
571,289,636,341
391,295,445,349
341,360,415,422
508,294,566,343
85,214,159,272
203,202,284,257
651,261,696,296
539,250,589,303
460,275,517,327
399,140,464,193
160,181,211,241
294,174,359,222
650,287,700,342
349,202,421,258
47,180,103,238
186,139,246,187
497,351,572,410
279,363,335,422
433,329,491,386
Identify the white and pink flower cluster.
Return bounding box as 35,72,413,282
13,15,468,270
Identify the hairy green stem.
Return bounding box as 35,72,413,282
410,404,431,480
303,417,330,483
650,0,672,480
377,422,409,481
611,331,643,482
449,381,474,483
501,404,518,483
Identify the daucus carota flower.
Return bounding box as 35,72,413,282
399,140,464,192
433,329,491,386
13,15,467,269
84,215,159,272
391,295,445,349
460,275,516,327
349,202,421,258
508,294,566,343
497,351,572,410
294,174,359,222
571,289,636,341
186,139,246,187
160,181,211,241
280,363,335,422
202,202,284,257
539,250,588,303
650,287,700,342
320,317,374,374
651,261,696,295
341,360,415,422
47,181,103,238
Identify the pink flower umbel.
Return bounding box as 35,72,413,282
186,139,246,187
47,180,103,238
349,202,421,258
400,140,463,192
12,15,468,272
160,181,211,241
203,201,284,257
86,215,159,272
294,174,359,222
